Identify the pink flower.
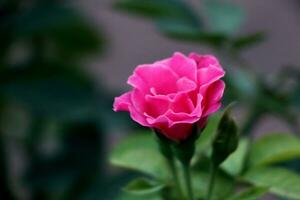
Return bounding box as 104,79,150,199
113,52,225,141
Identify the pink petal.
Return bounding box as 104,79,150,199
176,77,197,93
131,89,146,113
113,92,131,112
197,66,225,86
146,114,194,141
128,64,178,95
202,80,225,116
127,72,148,92
208,80,225,102
203,103,222,117
161,123,193,141
166,52,197,81
190,93,203,117
189,53,221,68
170,93,195,114
165,111,199,124
113,91,149,126
144,94,170,117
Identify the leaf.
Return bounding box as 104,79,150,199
290,75,300,111
117,193,162,200
248,133,300,167
155,18,201,39
196,113,222,154
227,187,268,200
24,122,103,196
114,0,230,45
212,105,239,166
192,170,235,200
12,3,103,57
232,32,265,50
115,0,200,24
109,132,170,180
0,64,97,121
221,138,249,176
156,19,227,46
225,68,260,101
243,167,300,199
123,178,165,195
204,0,245,35
12,4,76,36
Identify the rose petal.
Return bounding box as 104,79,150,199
165,111,199,124
131,89,146,113
144,94,170,117
166,52,197,81
176,77,197,93
114,52,225,141
189,53,221,68
203,103,221,117
202,80,225,116
161,123,193,141
190,93,203,117
113,92,149,126
197,65,225,86
146,114,194,141
113,92,131,112
170,93,195,114
128,64,178,95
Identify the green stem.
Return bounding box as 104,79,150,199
167,158,184,200
182,163,194,200
207,164,218,200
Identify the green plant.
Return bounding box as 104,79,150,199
110,109,300,200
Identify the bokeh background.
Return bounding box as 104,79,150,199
0,0,299,199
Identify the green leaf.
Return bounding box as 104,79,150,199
204,0,245,35
232,32,265,50
290,75,300,111
123,178,165,195
243,167,300,199
0,64,97,121
225,68,260,101
24,122,103,196
109,132,170,180
221,138,249,176
227,187,268,200
155,18,201,38
117,193,162,200
212,105,239,166
12,4,74,36
115,0,229,45
192,170,234,200
248,133,300,167
196,113,222,154
12,3,103,57
115,0,200,24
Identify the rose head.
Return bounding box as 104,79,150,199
113,52,225,141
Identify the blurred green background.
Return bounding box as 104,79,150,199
0,0,299,199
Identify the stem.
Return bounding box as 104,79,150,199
207,164,217,200
167,157,184,200
182,163,194,200
154,130,185,200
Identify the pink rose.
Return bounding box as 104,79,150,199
113,52,225,141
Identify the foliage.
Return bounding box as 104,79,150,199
111,110,300,199
112,2,300,198
0,0,127,199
